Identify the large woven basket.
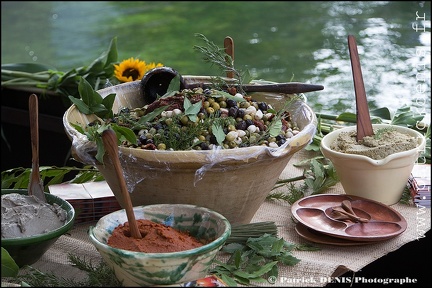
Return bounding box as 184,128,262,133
63,78,317,224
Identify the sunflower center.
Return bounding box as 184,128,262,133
122,68,140,81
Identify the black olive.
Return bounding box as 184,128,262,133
228,106,239,118
200,142,210,150
245,119,254,127
236,120,247,130
258,102,268,111
226,99,237,108
277,138,287,146
237,109,245,119
138,134,147,145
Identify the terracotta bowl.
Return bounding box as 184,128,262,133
1,189,75,267
88,204,231,286
63,79,317,224
320,124,426,205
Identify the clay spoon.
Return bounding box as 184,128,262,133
141,66,324,104
348,35,374,142
28,94,46,202
101,129,142,239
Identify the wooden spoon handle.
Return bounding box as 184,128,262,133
102,129,142,239
224,36,235,78
28,94,46,202
348,35,374,141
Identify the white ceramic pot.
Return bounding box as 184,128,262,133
320,124,426,205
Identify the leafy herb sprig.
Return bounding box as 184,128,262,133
267,104,430,205
2,253,121,287
193,33,255,95
211,234,319,286
1,37,118,104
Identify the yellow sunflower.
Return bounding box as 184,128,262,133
114,57,163,82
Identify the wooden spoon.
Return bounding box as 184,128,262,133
101,129,142,239
341,200,357,216
332,206,369,223
224,36,235,78
28,94,46,202
348,35,374,141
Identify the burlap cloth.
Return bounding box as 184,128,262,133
21,151,431,287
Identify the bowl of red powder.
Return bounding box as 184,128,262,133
88,204,231,286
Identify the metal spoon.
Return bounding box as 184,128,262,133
140,66,324,104
28,94,46,202
348,35,374,141
101,129,142,239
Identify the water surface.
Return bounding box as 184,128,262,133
2,1,430,123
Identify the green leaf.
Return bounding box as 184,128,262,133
234,261,278,279
391,105,425,127
1,247,19,277
268,119,282,137
104,37,118,68
212,90,246,102
138,106,169,124
1,62,57,73
94,136,106,164
277,254,301,266
84,37,118,74
336,112,357,122
68,95,92,114
222,243,245,254
211,120,226,146
271,238,285,254
370,107,392,120
219,274,238,287
233,250,242,269
91,103,109,115
78,77,102,106
184,97,202,116
111,124,138,145
101,93,116,118
166,74,181,93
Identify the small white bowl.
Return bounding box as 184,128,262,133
89,204,231,286
320,124,426,205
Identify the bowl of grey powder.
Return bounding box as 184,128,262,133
1,189,75,267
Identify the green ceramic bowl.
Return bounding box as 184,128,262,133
1,189,75,267
89,204,231,286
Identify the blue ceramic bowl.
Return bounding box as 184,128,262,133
89,204,231,286
1,189,75,267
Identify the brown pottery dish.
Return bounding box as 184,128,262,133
291,194,407,242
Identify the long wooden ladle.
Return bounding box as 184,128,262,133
141,66,324,104
101,129,142,239
348,35,374,141
28,94,46,202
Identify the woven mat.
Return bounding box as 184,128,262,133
22,151,431,287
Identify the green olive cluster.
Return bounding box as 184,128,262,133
115,88,300,151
